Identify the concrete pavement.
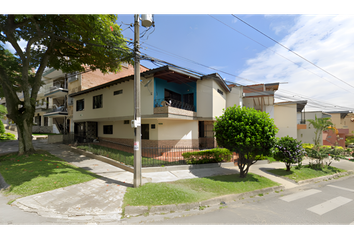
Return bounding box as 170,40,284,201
1,138,354,224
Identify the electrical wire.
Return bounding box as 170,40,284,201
208,14,354,94
231,14,354,90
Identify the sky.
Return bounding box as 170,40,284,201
116,14,354,113
2,1,354,114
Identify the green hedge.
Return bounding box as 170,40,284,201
182,148,232,164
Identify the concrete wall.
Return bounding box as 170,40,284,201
226,85,242,109
48,134,63,143
212,80,227,119
274,103,297,139
197,78,213,119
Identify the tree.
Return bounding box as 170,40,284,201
0,15,133,154
307,115,333,146
214,106,278,178
0,104,7,135
273,136,306,171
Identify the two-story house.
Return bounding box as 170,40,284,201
69,65,243,149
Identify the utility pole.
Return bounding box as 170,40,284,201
133,14,142,188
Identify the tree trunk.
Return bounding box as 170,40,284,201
286,163,291,171
238,154,251,178
16,119,35,155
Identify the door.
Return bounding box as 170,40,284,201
141,124,150,140
183,93,194,111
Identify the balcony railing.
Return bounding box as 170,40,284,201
297,119,306,124
46,105,67,113
154,98,195,111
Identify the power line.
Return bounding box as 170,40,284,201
208,14,354,94
141,53,354,111
231,14,354,90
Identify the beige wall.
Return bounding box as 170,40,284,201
97,119,197,144
197,77,237,120
73,77,154,121
157,119,198,141
274,103,297,139
226,86,242,109
212,80,227,119
197,78,213,119
329,113,354,134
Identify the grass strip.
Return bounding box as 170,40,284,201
123,173,280,207
267,165,346,182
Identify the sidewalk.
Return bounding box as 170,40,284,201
1,139,354,223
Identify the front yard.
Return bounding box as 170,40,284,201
0,151,99,201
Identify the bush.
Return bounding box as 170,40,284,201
215,106,277,178
0,121,5,135
182,148,232,164
0,132,16,141
273,136,306,171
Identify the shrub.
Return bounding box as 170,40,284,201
214,106,277,178
0,121,5,135
273,136,306,171
182,148,232,164
0,132,16,141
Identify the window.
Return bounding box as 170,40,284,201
93,95,103,109
124,120,129,124
151,124,156,129
76,99,84,111
217,89,224,95
114,90,123,95
103,125,113,134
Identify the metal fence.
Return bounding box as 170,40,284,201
65,136,237,167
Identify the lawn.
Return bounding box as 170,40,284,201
123,173,280,207
0,151,99,198
267,165,346,182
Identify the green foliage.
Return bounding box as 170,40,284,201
306,146,343,169
215,106,277,156
214,106,277,178
0,120,5,135
0,132,16,141
307,116,333,145
182,148,232,164
273,136,306,171
0,105,7,118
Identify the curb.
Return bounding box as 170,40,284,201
124,185,284,217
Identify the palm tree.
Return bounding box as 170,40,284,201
307,115,333,146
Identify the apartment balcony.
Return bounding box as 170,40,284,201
35,104,48,113
43,105,68,118
44,85,68,98
154,98,196,118
297,119,307,129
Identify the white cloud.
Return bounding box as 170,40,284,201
238,15,354,111
4,39,27,54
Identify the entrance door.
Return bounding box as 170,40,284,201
141,124,149,140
